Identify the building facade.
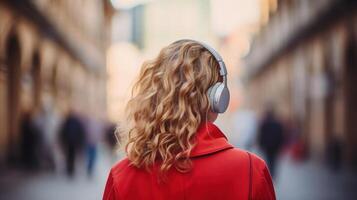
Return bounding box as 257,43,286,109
0,0,114,165
244,0,357,165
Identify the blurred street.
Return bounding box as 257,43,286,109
1,146,357,200
0,145,116,200
275,154,357,200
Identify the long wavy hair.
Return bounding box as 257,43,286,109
123,40,221,173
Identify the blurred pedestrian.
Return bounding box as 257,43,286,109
327,135,343,171
33,98,62,171
105,122,123,163
258,107,285,177
84,116,103,177
20,111,42,170
59,111,86,177
103,40,276,200
105,123,117,152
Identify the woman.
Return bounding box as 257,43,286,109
103,40,276,200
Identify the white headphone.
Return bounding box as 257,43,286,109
173,39,230,113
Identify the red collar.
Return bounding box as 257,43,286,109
190,122,234,158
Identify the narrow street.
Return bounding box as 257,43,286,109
0,146,115,200
1,144,356,200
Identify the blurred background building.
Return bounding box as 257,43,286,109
244,0,357,166
0,0,113,166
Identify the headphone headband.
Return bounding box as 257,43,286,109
173,39,228,84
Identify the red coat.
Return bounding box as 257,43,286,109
103,122,276,200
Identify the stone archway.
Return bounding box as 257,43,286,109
345,28,357,166
2,33,22,163
26,51,41,109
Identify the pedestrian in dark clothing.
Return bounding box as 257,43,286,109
258,108,285,178
105,123,117,151
20,112,42,170
59,112,86,177
327,135,343,171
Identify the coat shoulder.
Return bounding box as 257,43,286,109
226,148,264,162
225,148,268,171
241,150,270,173
110,158,131,178
248,151,269,171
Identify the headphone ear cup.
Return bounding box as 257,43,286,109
207,83,221,112
216,85,230,113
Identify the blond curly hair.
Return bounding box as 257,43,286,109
123,40,221,173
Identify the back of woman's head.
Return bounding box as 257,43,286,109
124,40,221,173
